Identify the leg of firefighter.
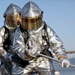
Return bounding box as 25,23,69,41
23,66,33,75
0,63,9,75
0,59,9,75
36,57,55,75
23,59,37,75
12,61,37,75
0,65,5,75
11,62,28,75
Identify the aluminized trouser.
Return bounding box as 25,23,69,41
21,57,55,75
0,58,10,75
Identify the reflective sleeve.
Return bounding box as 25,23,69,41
46,25,67,60
13,28,26,60
0,27,7,58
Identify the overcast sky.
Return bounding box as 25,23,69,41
0,0,75,57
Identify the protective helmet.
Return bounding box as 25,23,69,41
3,3,21,29
21,1,43,30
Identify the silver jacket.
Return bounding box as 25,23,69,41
0,26,9,57
0,26,14,74
13,22,67,60
12,22,68,75
0,25,24,75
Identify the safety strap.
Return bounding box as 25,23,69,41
3,26,11,52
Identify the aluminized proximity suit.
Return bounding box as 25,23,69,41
13,1,70,75
13,22,69,75
0,3,22,75
0,25,15,75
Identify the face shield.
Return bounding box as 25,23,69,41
5,13,21,28
4,3,21,29
21,1,43,31
22,14,43,30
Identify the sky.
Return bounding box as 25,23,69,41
0,0,75,57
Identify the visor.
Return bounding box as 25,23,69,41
22,15,42,30
6,13,21,28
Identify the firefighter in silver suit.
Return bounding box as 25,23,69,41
0,3,22,75
13,1,70,75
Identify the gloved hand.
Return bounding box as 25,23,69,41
0,49,7,58
59,58,70,68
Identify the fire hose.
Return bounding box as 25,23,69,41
39,53,75,68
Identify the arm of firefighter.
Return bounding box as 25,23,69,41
46,25,70,68
46,25,67,60
12,28,26,60
0,27,7,58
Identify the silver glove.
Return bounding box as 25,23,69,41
59,58,70,68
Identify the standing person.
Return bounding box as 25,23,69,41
0,3,23,75
13,1,70,75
